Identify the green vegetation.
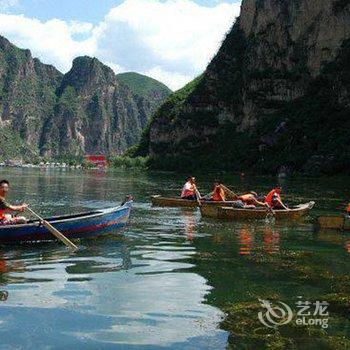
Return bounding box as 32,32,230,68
251,38,350,175
117,72,171,98
109,156,149,169
132,75,205,157
0,127,39,162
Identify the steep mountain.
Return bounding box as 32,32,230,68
40,57,152,157
0,36,170,160
0,35,62,160
142,0,350,175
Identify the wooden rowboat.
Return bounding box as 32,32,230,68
317,215,350,231
151,195,199,208
0,200,133,244
151,195,239,208
200,201,315,221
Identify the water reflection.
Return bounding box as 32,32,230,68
0,168,349,348
0,239,227,347
238,227,253,256
181,209,197,241
237,225,280,256
316,230,350,255
263,226,280,255
0,167,228,349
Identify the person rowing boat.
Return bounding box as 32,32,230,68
265,186,289,210
181,177,199,200
0,179,27,225
239,192,269,208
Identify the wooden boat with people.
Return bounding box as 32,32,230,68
200,201,315,221
151,195,241,208
317,215,350,231
151,195,199,208
151,182,240,208
0,200,133,244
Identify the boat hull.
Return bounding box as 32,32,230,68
200,202,315,221
0,201,133,244
317,215,350,231
151,195,239,208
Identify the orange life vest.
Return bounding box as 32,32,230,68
346,204,350,213
212,186,225,202
265,189,281,207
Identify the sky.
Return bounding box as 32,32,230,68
0,0,241,89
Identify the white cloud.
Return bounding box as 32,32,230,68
0,14,96,71
0,0,241,89
0,0,19,12
68,20,94,35
145,67,192,90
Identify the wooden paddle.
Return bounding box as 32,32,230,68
27,207,78,251
194,186,202,207
220,185,238,200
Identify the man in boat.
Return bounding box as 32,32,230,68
210,180,226,202
0,180,27,224
181,177,198,200
265,187,289,210
239,192,269,207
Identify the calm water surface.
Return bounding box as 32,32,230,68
0,168,349,349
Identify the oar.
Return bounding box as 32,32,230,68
220,185,238,200
27,207,78,251
194,186,202,207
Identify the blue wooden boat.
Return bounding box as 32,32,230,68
0,200,133,244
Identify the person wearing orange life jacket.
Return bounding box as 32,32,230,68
265,186,289,210
181,177,198,200
239,191,268,207
210,181,226,202
0,179,27,225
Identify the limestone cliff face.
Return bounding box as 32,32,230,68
0,37,170,160
147,0,350,174
40,57,151,157
0,36,62,153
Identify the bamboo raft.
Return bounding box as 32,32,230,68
200,201,315,221
317,215,350,231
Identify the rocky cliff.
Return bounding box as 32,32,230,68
0,36,171,160
40,57,153,157
144,0,350,175
0,36,62,160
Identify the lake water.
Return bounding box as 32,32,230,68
0,168,349,349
